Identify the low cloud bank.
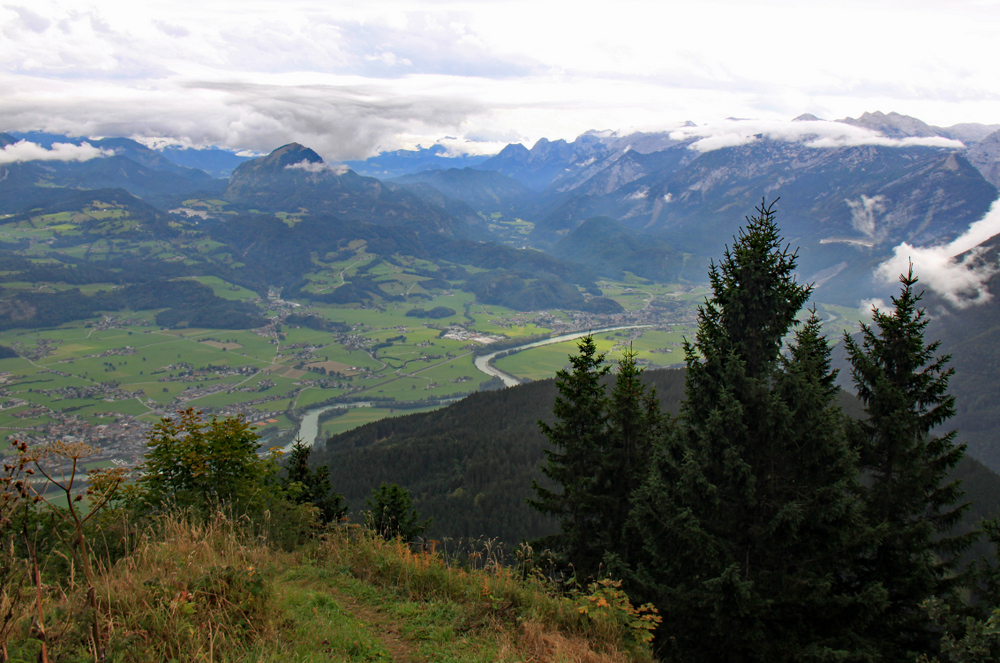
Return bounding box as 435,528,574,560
285,160,348,175
668,119,965,153
0,140,112,164
875,199,1000,308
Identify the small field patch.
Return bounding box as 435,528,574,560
200,340,244,350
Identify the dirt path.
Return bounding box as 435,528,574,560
323,585,422,663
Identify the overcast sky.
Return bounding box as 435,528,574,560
2,0,999,159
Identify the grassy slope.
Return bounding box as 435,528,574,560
4,515,654,662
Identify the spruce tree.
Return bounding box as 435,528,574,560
597,345,667,568
283,440,347,523
625,201,882,662
844,267,972,661
529,334,610,575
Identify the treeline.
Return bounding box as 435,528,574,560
313,355,998,553
0,279,265,331
284,313,350,333
405,306,456,319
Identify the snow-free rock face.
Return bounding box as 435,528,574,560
476,135,614,191
967,129,1000,188
521,135,997,304
838,110,944,139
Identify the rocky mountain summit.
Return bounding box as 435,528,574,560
223,143,482,237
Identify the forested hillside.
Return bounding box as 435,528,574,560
315,369,685,544
316,359,1000,555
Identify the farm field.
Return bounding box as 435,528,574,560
0,211,870,463
317,404,444,441
0,285,867,458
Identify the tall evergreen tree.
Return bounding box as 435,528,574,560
844,267,973,661
529,334,610,575
624,201,883,662
596,345,667,569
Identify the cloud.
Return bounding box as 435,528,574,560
668,119,967,153
363,52,412,67
0,74,485,160
0,140,112,164
859,298,885,317
152,19,189,38
285,160,348,175
875,199,1000,308
3,2,1000,158
5,5,50,33
847,194,886,239
432,135,509,157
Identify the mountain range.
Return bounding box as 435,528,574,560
4,110,1000,469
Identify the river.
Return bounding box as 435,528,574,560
473,325,654,387
293,324,653,447
284,401,375,451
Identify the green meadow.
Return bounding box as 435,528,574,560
0,214,869,446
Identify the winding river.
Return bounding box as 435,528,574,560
288,401,374,450
293,324,653,447
473,325,654,387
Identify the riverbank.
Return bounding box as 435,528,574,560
474,325,654,387
292,325,654,447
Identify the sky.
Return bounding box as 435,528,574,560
2,0,999,160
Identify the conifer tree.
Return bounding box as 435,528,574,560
844,267,972,661
366,482,431,541
624,201,882,661
531,339,667,578
283,440,347,523
597,344,666,568
529,334,610,575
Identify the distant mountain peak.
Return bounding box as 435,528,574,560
266,143,324,165
793,113,823,122
838,111,941,138
496,143,530,159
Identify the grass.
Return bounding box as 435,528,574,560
2,513,655,662
318,405,443,439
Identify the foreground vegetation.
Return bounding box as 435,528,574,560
0,409,658,662
0,510,659,662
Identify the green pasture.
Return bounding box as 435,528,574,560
179,276,259,301
293,386,351,409
814,302,871,339
2,271,856,447
318,404,444,439
493,342,585,381
278,326,337,346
